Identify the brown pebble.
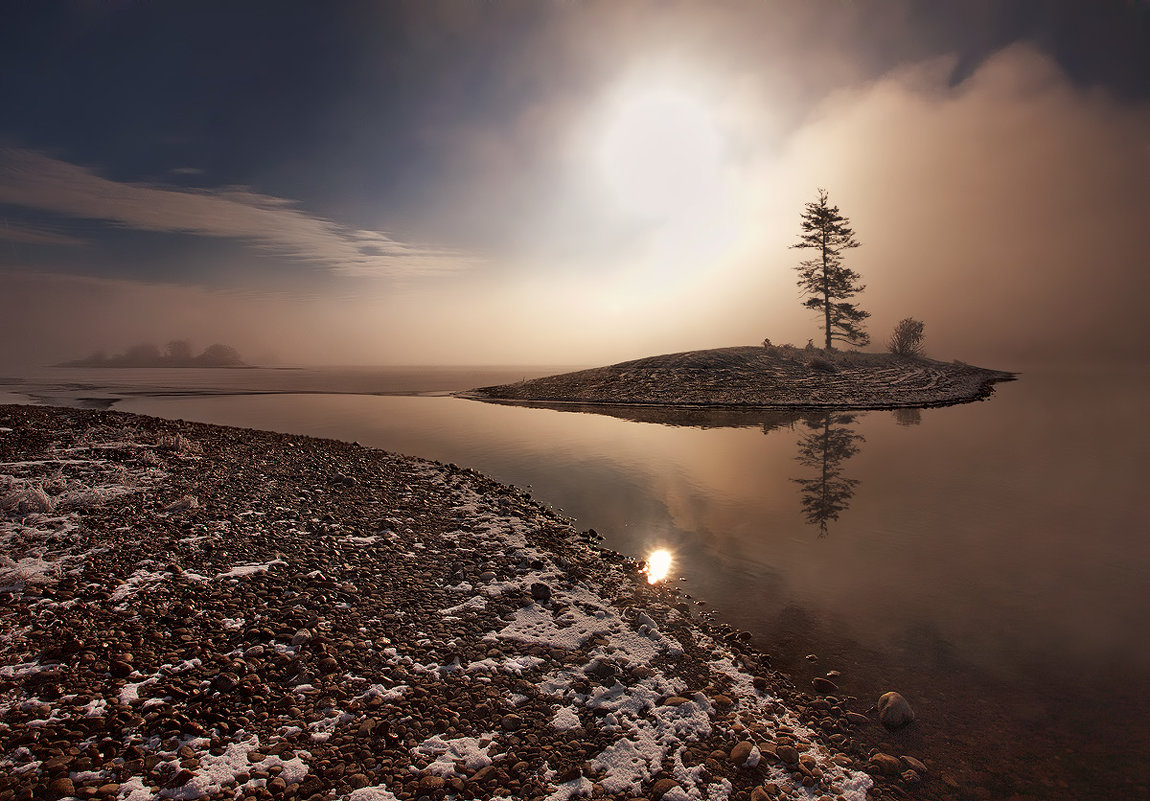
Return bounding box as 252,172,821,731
49,778,75,799
418,775,445,791
729,741,754,767
651,778,679,799
867,753,902,776
776,745,800,765
811,677,837,693
901,755,927,774
167,769,194,787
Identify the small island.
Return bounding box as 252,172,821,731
466,344,1015,410
58,340,248,368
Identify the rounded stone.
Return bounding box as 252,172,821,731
49,778,75,799
867,753,902,776
877,692,915,730
729,741,754,767
651,778,679,799
419,775,445,792
811,677,838,694
776,745,800,765
900,755,927,774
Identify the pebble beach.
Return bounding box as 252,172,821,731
1,404,926,801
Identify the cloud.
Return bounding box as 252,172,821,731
0,220,86,246
0,148,475,278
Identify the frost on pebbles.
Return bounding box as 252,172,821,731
0,406,872,801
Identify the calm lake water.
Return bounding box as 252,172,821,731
3,364,1148,799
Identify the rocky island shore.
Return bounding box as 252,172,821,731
465,347,1014,411
0,405,931,801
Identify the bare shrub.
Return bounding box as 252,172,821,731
0,484,53,515
138,449,162,465
162,495,199,514
56,488,104,511
888,318,926,357
157,433,201,454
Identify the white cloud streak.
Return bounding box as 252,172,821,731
0,148,474,278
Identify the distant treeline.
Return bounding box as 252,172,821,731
60,341,247,368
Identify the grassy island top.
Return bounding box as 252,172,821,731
467,345,1016,410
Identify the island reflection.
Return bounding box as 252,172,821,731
480,399,875,537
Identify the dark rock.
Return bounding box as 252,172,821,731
418,775,445,792
530,582,551,603
776,745,800,765
878,691,915,730
729,741,755,767
48,778,75,799
811,677,837,693
867,753,902,776
901,755,927,774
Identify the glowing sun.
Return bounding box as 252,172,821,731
599,88,725,222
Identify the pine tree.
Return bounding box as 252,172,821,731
792,188,870,350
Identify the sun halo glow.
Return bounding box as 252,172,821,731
599,87,726,223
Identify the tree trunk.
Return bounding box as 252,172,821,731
822,241,832,350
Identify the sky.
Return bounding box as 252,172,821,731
1,0,1148,368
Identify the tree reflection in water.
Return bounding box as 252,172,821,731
791,413,865,537
891,407,922,426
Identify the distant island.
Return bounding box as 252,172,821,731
59,341,248,368
464,345,1016,410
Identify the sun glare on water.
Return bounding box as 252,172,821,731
646,548,673,584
